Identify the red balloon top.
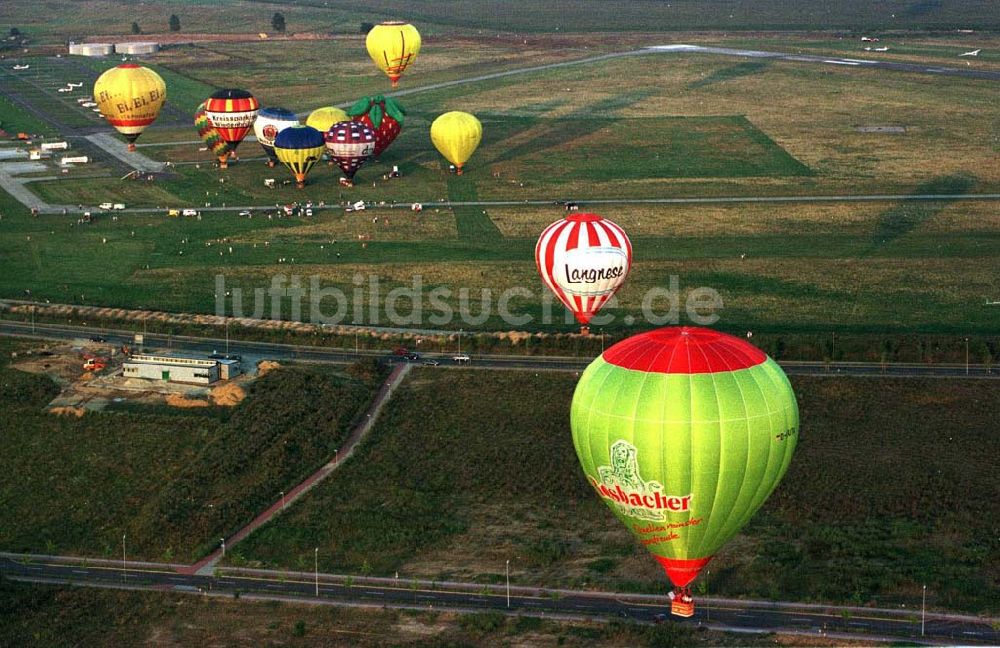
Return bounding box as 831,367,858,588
563,212,604,223
118,63,141,69
602,327,767,374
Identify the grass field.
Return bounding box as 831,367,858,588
234,369,1000,614
0,338,383,562
0,580,790,648
1,27,998,340
8,0,998,44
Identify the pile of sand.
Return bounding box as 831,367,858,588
166,394,210,408
257,360,281,376
50,406,85,417
210,382,246,407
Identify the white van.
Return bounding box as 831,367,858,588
452,354,470,364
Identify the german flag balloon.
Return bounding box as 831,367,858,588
193,102,231,167
274,125,326,189
571,327,799,618
93,64,166,151
204,89,260,160
430,111,481,174
535,213,631,333
366,21,420,88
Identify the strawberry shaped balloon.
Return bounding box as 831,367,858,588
346,95,405,158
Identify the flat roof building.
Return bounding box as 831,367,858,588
123,354,241,385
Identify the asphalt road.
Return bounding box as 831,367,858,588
1,320,996,379
2,554,995,645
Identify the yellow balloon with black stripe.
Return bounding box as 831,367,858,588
430,111,482,175
274,126,326,189
93,63,166,151
366,21,421,88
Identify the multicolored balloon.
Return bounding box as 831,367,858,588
535,213,631,332
253,107,299,168
430,111,481,175
274,125,325,189
194,101,231,167
323,121,376,186
571,327,799,617
204,89,260,165
347,95,405,158
366,21,421,88
305,106,350,134
93,64,166,151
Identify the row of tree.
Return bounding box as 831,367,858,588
128,13,286,35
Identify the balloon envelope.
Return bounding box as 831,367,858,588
366,21,421,87
274,125,325,188
323,121,376,182
194,101,231,166
536,213,631,327
347,95,405,157
430,111,482,173
254,107,300,164
204,88,259,151
571,327,799,592
93,64,166,151
305,106,350,134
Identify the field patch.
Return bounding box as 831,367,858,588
483,115,812,182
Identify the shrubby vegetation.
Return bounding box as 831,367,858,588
0,338,383,562
239,369,1000,613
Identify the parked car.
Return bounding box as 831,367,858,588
422,360,440,366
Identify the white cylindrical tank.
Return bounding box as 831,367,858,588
115,42,160,55
68,42,114,57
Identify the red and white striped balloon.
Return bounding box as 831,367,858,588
535,213,632,328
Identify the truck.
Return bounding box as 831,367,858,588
112,203,125,210
99,202,113,210
182,208,199,217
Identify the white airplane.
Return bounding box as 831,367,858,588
861,36,879,42
12,64,29,70
959,49,981,57
874,46,889,52
67,82,83,88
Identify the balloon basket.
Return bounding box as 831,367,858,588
218,161,228,170
671,599,695,618
267,161,275,168
296,182,305,189
339,178,353,188
579,326,590,336
127,143,136,152
455,167,464,175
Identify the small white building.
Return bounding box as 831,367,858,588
68,42,114,57
115,42,160,55
123,354,241,385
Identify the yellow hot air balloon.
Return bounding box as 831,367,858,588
93,64,166,151
366,21,421,88
430,111,482,175
274,125,326,189
305,106,350,133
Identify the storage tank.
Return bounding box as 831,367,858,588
68,42,114,57
115,42,160,55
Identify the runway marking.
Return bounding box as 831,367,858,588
825,60,860,66
265,584,283,589
167,576,188,582
963,631,984,635
362,590,384,596
791,617,813,623
71,569,88,575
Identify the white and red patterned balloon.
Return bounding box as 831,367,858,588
535,213,632,328
324,121,376,185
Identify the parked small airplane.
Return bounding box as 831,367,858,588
959,49,981,57
861,36,880,42
12,64,29,70
874,46,889,52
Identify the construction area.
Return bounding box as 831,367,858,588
9,340,278,416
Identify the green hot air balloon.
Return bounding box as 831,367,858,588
571,327,798,618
